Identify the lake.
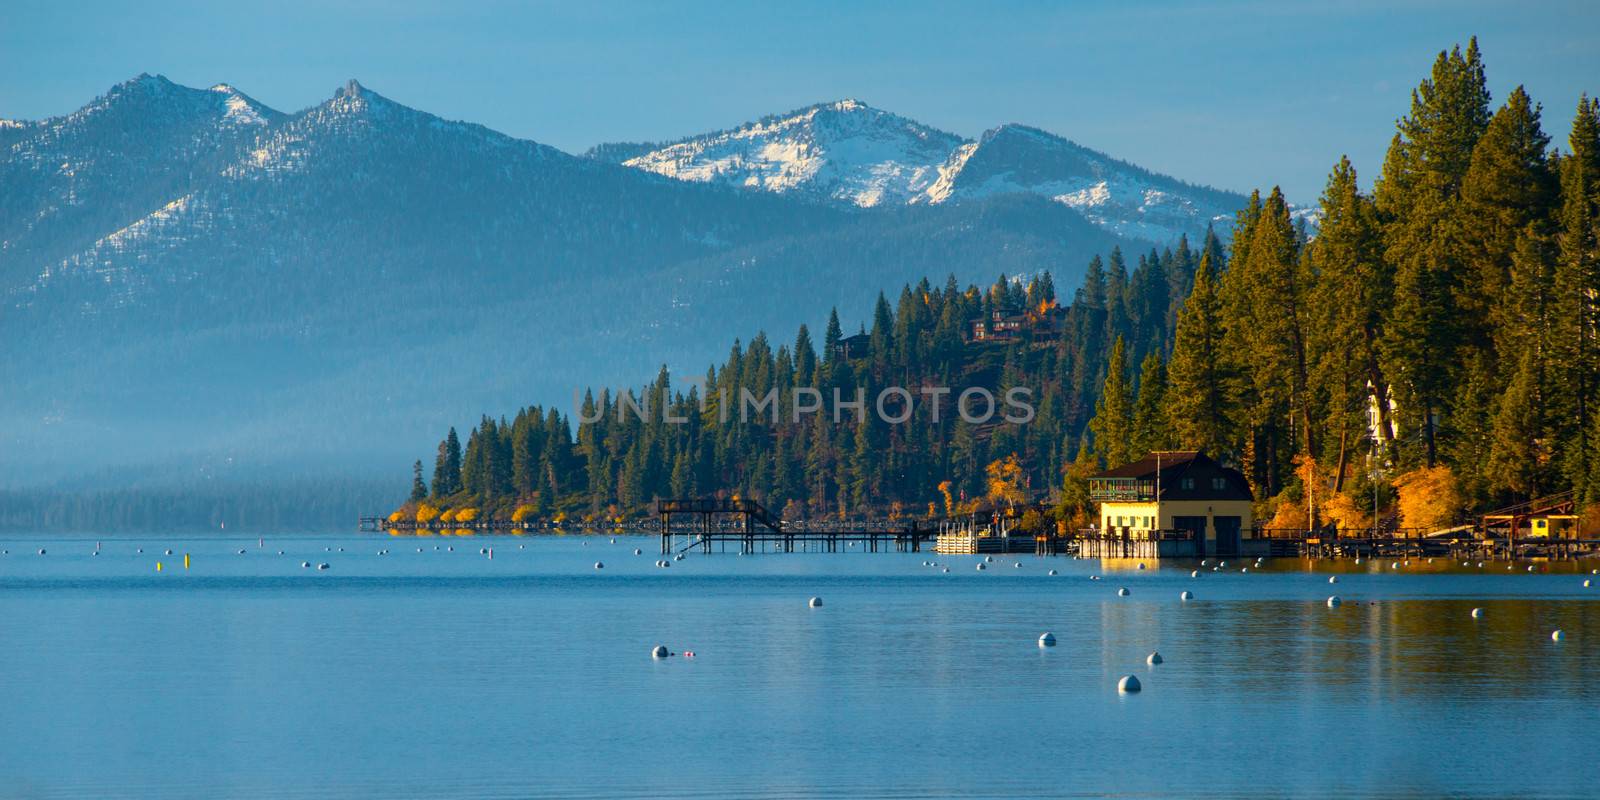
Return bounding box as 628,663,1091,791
1,533,1596,799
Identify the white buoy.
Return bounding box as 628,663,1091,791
301,561,310,568
985,556,994,563
1118,675,1142,693
610,538,616,544
1552,630,1565,642
165,549,172,556
1137,563,1146,570
1048,569,1058,576
1200,559,1209,566
976,562,986,571
1038,632,1056,647
1219,561,1227,568
1147,651,1163,665
316,563,329,570
1327,596,1342,608
1584,579,1592,588
634,548,642,555
651,645,669,659
942,568,949,573
1241,567,1249,573
1090,575,1100,581
1329,576,1339,584
809,596,823,608
1354,558,1361,564
1190,570,1199,578
1180,590,1193,601
38,548,46,555
1478,562,1484,568
1014,562,1022,568
594,562,604,570
1117,587,1130,596
1391,562,1401,569
1471,607,1485,619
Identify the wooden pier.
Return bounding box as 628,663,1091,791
655,498,932,554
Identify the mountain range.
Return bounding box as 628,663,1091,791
0,75,1270,524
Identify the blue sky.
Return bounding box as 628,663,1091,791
3,0,1596,202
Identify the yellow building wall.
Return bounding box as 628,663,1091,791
1099,499,1255,542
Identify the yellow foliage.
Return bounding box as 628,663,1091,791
1018,509,1045,534
1393,466,1464,532
937,480,954,517
1266,495,1307,531
511,504,536,523
440,508,457,522
985,455,1026,509
415,504,440,523
388,510,405,523
455,507,479,523
1321,491,1371,534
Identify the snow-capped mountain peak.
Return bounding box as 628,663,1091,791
610,99,966,207
602,108,1258,243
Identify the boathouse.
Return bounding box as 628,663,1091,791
1085,450,1260,559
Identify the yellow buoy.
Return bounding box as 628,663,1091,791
156,562,163,572
184,553,190,569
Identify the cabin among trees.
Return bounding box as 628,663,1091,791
1086,451,1260,558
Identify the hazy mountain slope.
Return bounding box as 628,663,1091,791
2,78,1129,507
0,74,282,291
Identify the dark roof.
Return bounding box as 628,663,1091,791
1091,450,1253,502
837,333,872,346
1093,450,1202,479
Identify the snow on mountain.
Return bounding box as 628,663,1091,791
602,107,1304,244
601,100,966,208
915,124,1249,243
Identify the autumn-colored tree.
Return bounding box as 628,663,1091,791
985,455,1027,510
1393,465,1466,531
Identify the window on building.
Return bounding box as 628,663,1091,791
1212,477,1227,490
1181,477,1195,490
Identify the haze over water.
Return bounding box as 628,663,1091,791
2,534,1596,799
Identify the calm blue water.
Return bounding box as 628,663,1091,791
1,533,1597,799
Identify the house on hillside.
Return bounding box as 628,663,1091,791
1084,450,1260,559
970,306,1065,343
834,332,873,360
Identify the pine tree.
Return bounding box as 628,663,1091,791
1553,100,1600,498
1376,38,1491,469
1167,251,1234,456
1089,336,1134,466
1130,350,1170,455
410,460,427,502
1307,156,1392,491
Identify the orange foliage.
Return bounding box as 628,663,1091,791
985,455,1026,509
1321,491,1371,534
511,504,536,523
1393,466,1465,532
415,504,440,523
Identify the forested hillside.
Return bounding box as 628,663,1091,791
404,234,1218,523
404,39,1600,533
1105,39,1600,531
